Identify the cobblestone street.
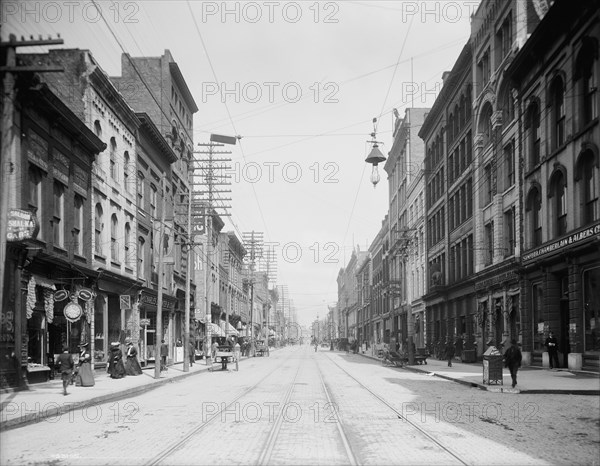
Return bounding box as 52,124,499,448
1,347,598,465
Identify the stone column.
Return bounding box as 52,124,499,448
568,262,583,370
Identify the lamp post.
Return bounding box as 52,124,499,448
365,118,387,187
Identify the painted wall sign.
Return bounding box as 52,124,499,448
7,209,39,242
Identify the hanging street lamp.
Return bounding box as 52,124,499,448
365,118,386,187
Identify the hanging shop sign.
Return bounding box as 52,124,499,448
140,318,151,327
64,302,83,323
54,290,69,302
77,288,94,302
7,209,39,242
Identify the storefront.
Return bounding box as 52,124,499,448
521,222,600,370
138,290,176,365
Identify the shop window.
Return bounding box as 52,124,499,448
583,268,600,352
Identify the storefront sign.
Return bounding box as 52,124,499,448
139,292,176,311
120,295,131,310
140,318,151,326
7,209,39,242
522,223,600,262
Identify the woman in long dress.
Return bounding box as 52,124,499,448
75,342,95,386
109,342,126,379
124,341,143,375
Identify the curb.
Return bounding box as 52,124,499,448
356,351,600,396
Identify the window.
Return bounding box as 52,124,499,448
124,151,131,193
94,120,102,138
551,170,568,236
138,237,145,279
527,188,543,247
28,165,44,240
484,222,494,266
577,39,598,126
53,182,64,248
137,173,144,210
479,103,493,146
504,207,515,257
550,77,566,149
526,101,541,168
150,185,157,219
125,223,132,267
111,214,119,262
95,203,104,255
504,142,515,190
578,150,599,225
73,195,84,255
110,137,117,181
483,164,493,206
501,85,514,125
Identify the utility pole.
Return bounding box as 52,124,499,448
154,179,166,379
191,136,234,350
0,34,63,312
183,182,192,372
243,231,263,356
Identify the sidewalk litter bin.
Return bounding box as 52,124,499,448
482,346,503,385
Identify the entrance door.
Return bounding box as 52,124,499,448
560,299,570,368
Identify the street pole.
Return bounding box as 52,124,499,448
183,183,192,372
154,179,166,379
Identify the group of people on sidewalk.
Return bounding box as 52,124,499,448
54,339,144,395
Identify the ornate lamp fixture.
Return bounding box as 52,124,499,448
365,117,386,187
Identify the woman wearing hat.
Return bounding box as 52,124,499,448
108,342,126,379
124,340,143,375
75,342,95,387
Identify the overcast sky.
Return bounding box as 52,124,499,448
3,0,479,326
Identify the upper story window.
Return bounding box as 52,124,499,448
53,182,64,248
527,187,542,247
109,137,118,181
94,120,102,138
137,173,145,210
73,195,84,255
550,169,568,236
495,13,513,65
95,203,104,255
576,38,598,127
138,237,145,279
550,77,566,150
111,214,119,262
150,184,157,219
28,165,44,240
525,101,541,169
477,49,491,90
577,149,599,226
124,151,131,194
479,102,493,146
503,142,515,190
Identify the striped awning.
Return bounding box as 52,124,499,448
220,320,239,336
205,322,225,337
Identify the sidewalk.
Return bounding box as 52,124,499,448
0,356,241,432
356,351,600,395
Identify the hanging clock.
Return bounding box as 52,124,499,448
64,302,83,323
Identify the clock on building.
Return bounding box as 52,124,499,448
64,302,83,323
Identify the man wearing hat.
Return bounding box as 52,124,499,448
55,346,74,395
76,342,95,387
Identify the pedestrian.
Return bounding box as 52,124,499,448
55,346,74,396
445,338,455,367
504,339,522,388
454,335,464,363
545,331,559,369
211,340,219,362
109,342,126,379
75,342,95,387
160,340,169,372
189,340,196,366
124,340,143,375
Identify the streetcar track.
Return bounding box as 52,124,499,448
146,349,301,466
323,353,471,466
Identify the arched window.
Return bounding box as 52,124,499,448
527,188,542,247
576,38,598,126
111,214,119,261
550,77,566,149
479,102,493,146
110,137,117,180
525,101,541,169
124,151,131,193
550,170,568,236
578,150,599,225
500,84,514,125
95,203,104,254
138,237,145,279
124,222,132,267
94,120,102,138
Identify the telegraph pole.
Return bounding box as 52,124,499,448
183,183,192,372
243,231,263,356
154,179,166,379
0,34,63,311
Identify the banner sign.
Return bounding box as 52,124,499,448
7,209,39,242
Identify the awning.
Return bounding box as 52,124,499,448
220,320,238,336
31,275,56,290
205,322,225,337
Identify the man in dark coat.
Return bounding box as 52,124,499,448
160,340,169,372
504,339,523,388
445,339,455,367
55,347,74,395
545,331,559,369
